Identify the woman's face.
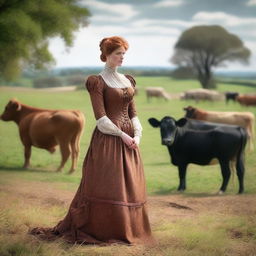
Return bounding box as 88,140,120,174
106,46,126,67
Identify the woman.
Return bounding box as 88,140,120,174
30,36,153,245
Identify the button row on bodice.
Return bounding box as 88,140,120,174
107,88,133,128
120,111,130,126
122,87,133,103
108,109,130,126
122,89,130,126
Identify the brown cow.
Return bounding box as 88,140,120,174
145,87,170,102
0,99,85,173
236,95,256,106
184,106,255,151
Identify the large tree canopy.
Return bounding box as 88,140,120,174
0,0,90,81
171,25,251,88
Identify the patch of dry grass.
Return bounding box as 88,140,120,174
0,178,256,256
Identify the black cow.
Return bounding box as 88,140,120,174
148,116,247,194
225,92,239,104
184,118,242,131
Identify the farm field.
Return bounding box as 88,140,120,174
0,76,256,256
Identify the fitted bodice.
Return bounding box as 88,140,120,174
86,74,137,134
100,76,135,121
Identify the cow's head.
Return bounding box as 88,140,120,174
0,99,22,121
148,116,187,146
183,106,196,118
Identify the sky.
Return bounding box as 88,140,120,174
49,0,256,71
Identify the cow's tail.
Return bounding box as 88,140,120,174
238,127,247,161
250,115,255,151
230,127,247,189
236,127,247,180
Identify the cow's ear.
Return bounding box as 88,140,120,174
148,118,160,128
10,100,21,111
176,118,187,127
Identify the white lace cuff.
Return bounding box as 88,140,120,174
134,136,141,145
131,116,142,138
96,116,123,136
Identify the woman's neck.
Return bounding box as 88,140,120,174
104,64,118,73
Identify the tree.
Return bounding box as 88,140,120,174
66,75,84,86
0,0,90,81
33,77,63,88
171,66,196,79
171,25,251,89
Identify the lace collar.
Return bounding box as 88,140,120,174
99,65,131,88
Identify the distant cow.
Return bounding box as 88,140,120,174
145,87,170,102
148,116,247,194
182,88,224,102
236,95,256,106
0,99,85,173
225,92,239,104
184,106,255,151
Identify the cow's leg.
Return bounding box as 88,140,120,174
248,135,254,152
247,126,254,151
23,145,31,168
178,164,187,191
68,134,81,174
219,160,231,193
236,157,245,194
69,140,77,174
56,141,71,172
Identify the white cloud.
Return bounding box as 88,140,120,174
131,26,180,36
81,0,138,21
243,40,256,69
48,2,256,71
246,0,256,6
153,0,184,8
193,11,256,27
90,15,125,22
132,19,194,28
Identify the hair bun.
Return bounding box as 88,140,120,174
100,53,106,62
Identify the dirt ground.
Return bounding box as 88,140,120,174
2,178,256,226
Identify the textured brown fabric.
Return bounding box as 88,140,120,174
30,75,153,245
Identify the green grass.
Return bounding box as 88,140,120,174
0,77,256,194
0,77,256,255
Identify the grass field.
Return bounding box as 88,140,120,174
0,77,256,256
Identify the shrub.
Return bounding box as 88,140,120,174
33,77,63,88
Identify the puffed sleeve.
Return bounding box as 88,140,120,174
126,75,137,119
85,75,106,120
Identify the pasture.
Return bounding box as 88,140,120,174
0,77,256,256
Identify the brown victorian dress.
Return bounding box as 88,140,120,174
30,75,152,245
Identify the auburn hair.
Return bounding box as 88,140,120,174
99,36,129,62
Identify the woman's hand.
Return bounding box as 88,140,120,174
120,132,137,149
